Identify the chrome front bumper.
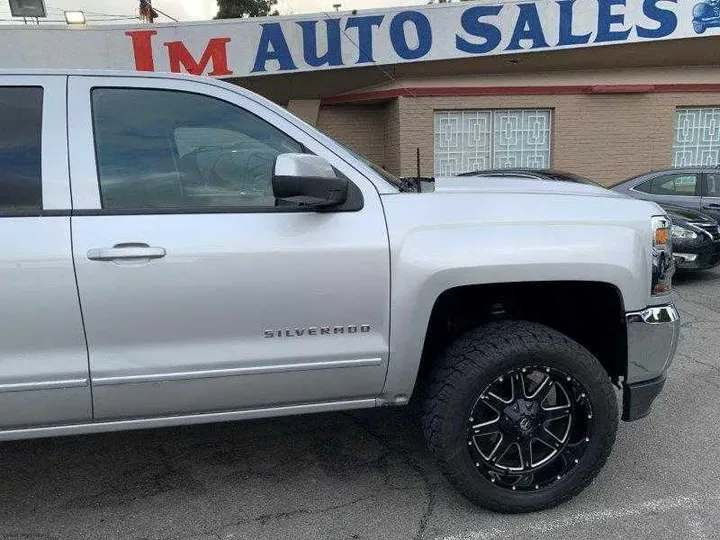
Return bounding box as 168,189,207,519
626,305,680,383
623,304,680,421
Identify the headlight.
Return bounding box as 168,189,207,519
652,216,674,296
671,225,698,239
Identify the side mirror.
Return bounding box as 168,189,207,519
272,154,349,210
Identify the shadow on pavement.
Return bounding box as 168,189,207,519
673,269,720,286
0,407,442,540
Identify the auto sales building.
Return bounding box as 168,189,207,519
6,0,720,184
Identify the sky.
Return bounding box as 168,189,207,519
0,0,430,23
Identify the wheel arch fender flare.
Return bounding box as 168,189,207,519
381,227,644,399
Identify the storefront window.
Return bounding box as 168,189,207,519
434,109,552,176
673,107,720,167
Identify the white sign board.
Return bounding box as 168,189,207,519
1,0,717,78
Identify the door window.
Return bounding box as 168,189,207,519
0,87,43,213
705,173,720,198
635,174,699,196
91,88,303,211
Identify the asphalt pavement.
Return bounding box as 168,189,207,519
1,270,719,540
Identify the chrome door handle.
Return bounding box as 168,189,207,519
87,243,166,262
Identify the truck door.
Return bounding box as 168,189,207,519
67,76,390,421
0,76,91,430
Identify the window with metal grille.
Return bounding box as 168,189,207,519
673,107,720,167
434,109,552,176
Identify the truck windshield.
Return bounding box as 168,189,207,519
333,142,406,191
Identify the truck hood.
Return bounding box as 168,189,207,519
432,176,626,199
381,177,666,314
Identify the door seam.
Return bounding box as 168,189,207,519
66,75,95,421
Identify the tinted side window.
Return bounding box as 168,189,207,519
639,174,699,196
705,173,720,197
0,87,43,213
633,179,653,194
91,88,303,211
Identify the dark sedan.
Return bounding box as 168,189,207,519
662,204,720,271
610,167,720,222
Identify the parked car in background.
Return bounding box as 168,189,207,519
610,167,720,222
661,204,720,271
459,168,602,186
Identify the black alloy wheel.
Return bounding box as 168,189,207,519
422,321,618,513
467,366,592,492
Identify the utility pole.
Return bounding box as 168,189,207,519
139,0,158,23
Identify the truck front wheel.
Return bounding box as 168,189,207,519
422,321,618,513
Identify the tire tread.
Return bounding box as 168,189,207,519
421,321,618,513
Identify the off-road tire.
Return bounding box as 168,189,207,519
422,321,618,513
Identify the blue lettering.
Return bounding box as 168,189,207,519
557,0,591,46
345,15,384,64
297,19,343,67
456,5,503,54
596,0,631,42
390,11,432,60
507,3,550,50
637,0,678,38
252,23,297,72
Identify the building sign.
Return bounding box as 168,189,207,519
1,0,715,77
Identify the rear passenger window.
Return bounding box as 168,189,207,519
91,88,302,211
0,87,43,213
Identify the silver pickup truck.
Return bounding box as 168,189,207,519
0,70,678,513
